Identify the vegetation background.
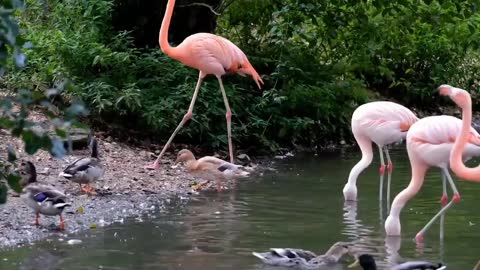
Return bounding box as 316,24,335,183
2,0,480,161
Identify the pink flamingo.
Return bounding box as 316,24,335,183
384,114,480,242
439,84,480,180
145,0,264,170
343,101,418,201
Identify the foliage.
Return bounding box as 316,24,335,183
3,0,480,158
0,0,86,204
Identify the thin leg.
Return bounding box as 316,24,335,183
415,168,460,242
440,171,448,206
384,147,393,173
34,213,40,226
383,147,393,211
59,215,65,230
217,76,234,163
378,145,386,175
145,72,205,170
378,145,385,201
440,213,445,240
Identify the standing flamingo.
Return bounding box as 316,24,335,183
384,115,480,242
145,0,264,170
343,101,418,201
439,84,480,180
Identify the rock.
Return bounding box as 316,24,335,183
67,239,82,245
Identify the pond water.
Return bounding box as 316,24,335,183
1,148,480,270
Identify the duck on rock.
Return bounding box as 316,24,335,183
59,137,104,194
19,161,71,230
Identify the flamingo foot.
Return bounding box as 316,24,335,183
440,194,448,206
387,162,393,173
415,232,424,243
452,193,461,203
144,162,160,170
379,165,386,175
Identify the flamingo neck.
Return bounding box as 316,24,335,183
159,0,179,58
347,151,373,185
389,161,427,218
450,94,480,181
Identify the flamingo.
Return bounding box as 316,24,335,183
384,114,480,242
438,84,480,180
144,0,264,170
343,101,418,201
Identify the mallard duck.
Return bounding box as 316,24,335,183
348,254,446,270
59,137,104,194
175,149,251,191
252,242,352,268
17,160,37,188
19,162,71,230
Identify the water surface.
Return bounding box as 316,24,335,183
1,148,480,269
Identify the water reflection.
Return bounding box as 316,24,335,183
19,248,63,270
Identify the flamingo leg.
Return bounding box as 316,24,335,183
59,214,65,230
415,168,460,242
378,144,386,175
440,170,448,206
378,145,385,201
145,72,205,170
217,76,234,164
383,146,393,209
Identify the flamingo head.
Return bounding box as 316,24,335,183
437,84,471,109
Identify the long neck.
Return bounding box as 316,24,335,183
450,94,480,181
347,137,373,185
389,160,427,217
159,0,177,56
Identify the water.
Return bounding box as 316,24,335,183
1,148,480,270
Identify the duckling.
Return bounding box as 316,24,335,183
18,160,37,188
252,241,352,268
348,254,446,270
175,149,250,191
59,137,104,194
19,162,71,230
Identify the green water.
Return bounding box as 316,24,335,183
1,148,480,270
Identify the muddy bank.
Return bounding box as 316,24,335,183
0,110,272,249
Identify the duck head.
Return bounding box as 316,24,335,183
175,149,196,165
17,161,37,188
348,254,377,270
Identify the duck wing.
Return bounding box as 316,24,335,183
60,157,96,177
392,261,445,270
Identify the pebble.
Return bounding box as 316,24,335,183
67,239,82,245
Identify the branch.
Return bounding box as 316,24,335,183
177,3,221,16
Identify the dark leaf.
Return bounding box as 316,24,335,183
0,183,7,204
7,173,22,193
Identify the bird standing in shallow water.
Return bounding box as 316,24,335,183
144,0,264,170
343,101,418,201
174,149,250,192
59,137,104,194
439,84,480,181
384,115,480,242
19,161,71,230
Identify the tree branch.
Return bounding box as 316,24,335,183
177,3,221,16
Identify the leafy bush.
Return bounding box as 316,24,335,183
0,0,86,204
4,0,480,156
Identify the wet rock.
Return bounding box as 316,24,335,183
67,239,82,245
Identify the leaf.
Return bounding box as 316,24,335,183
0,183,7,204
7,145,16,162
7,173,22,193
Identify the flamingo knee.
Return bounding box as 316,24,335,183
225,110,232,120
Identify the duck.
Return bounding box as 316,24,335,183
59,137,104,194
174,149,251,191
348,254,446,270
252,241,352,268
19,161,71,230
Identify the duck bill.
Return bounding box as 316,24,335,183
348,259,360,268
